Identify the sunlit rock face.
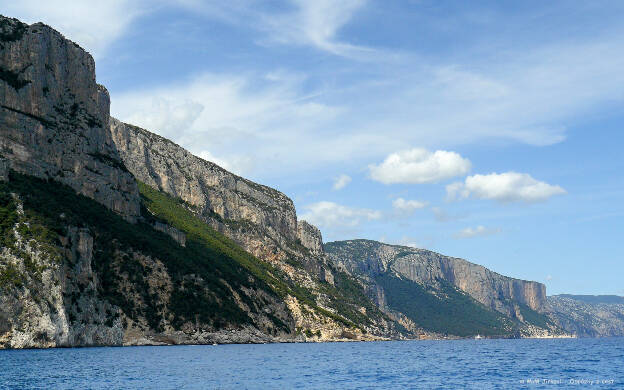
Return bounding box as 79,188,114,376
0,16,140,220
326,239,547,315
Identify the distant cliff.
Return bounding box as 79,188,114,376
547,295,624,337
325,240,557,337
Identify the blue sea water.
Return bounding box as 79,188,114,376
1,338,622,389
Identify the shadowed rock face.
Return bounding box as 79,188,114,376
325,239,547,314
0,16,140,220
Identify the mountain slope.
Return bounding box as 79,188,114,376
0,172,295,347
108,118,399,340
547,295,624,337
325,240,561,337
0,14,575,346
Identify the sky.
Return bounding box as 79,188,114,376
3,0,624,295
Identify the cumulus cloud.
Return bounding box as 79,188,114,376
369,148,471,184
299,201,381,228
447,172,566,203
332,174,352,190
455,225,501,239
392,198,428,213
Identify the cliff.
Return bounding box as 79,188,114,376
0,16,140,220
109,119,322,265
108,119,399,340
1,15,572,347
0,173,296,348
325,240,557,336
547,295,624,337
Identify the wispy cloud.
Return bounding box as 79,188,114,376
332,174,352,190
431,207,465,223
2,0,148,58
176,0,374,59
455,225,501,239
111,71,343,176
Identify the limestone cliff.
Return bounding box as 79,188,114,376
0,16,140,220
547,295,624,337
110,119,317,259
0,173,295,348
1,14,568,346
325,239,546,314
109,119,395,340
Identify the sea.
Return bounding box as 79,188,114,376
1,338,622,389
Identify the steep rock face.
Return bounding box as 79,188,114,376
0,16,140,219
547,295,624,337
325,240,547,315
0,157,7,181
297,220,323,255
109,118,304,257
109,120,400,339
0,174,296,348
0,201,123,348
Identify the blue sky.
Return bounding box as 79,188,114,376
3,0,624,295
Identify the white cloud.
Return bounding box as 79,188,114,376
196,150,253,176
546,275,553,281
369,148,471,184
299,201,381,228
1,0,147,58
332,174,352,190
176,0,373,59
392,198,428,213
431,207,464,222
262,0,374,58
455,225,501,239
111,71,343,177
447,172,566,203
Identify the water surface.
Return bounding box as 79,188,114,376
1,338,622,389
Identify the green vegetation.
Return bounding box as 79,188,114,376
138,181,363,329
0,263,23,288
1,172,281,331
0,66,31,90
516,303,553,329
317,267,390,328
375,274,513,337
0,172,390,334
87,152,129,172
0,16,27,42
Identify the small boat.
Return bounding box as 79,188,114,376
474,335,483,340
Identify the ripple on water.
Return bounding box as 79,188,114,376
0,338,623,389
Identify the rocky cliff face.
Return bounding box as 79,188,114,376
108,119,396,340
547,295,624,337
0,174,298,348
326,240,547,315
110,119,313,258
1,14,568,346
0,16,140,220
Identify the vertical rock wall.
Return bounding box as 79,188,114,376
0,16,140,220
